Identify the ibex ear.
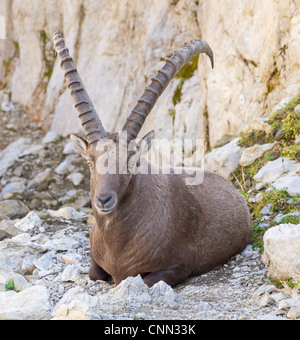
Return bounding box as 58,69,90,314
128,131,155,173
139,130,155,154
70,133,88,158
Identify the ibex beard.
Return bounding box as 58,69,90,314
54,32,253,287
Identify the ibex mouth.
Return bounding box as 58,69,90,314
94,200,117,216
98,206,116,216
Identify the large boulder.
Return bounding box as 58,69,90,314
263,224,300,281
204,137,243,178
0,285,51,320
0,200,30,219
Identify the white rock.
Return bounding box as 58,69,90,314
271,175,300,196
61,249,83,265
273,211,299,224
245,118,272,134
44,236,81,252
14,211,42,232
1,180,26,199
149,280,182,304
239,143,275,167
107,275,151,303
49,206,87,221
0,200,29,219
278,298,300,311
294,104,300,115
27,168,52,188
271,98,294,114
0,238,43,273
33,251,57,274
67,172,84,186
263,224,300,280
61,265,81,282
1,102,14,112
253,157,300,184
204,137,243,178
55,155,76,175
63,141,77,155
0,285,51,320
11,233,31,245
0,138,31,178
0,270,32,291
19,144,43,157
42,131,59,144
261,203,273,215
52,287,101,320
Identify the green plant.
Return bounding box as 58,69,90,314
252,223,268,253
4,279,20,292
285,278,300,292
250,188,299,252
172,55,199,105
238,129,274,148
280,143,300,161
168,109,176,123
39,30,54,80
268,97,300,142
253,187,291,217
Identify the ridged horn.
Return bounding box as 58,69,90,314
53,31,107,144
122,38,214,143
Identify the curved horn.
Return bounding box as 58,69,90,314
122,39,214,143
53,31,107,144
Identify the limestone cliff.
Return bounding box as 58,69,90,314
0,0,300,154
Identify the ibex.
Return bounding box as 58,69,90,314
53,31,252,287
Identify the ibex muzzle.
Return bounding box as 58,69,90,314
53,31,252,287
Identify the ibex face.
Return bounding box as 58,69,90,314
70,130,154,216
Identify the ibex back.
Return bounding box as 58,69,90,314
53,32,253,287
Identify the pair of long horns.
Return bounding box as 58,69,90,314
53,31,214,145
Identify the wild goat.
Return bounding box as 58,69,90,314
53,31,252,287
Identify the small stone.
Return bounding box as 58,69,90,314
61,264,81,282
42,131,59,144
293,104,300,115
0,200,30,219
287,307,300,319
55,155,76,175
258,295,276,308
2,181,26,199
271,175,300,196
0,230,7,241
14,211,42,232
1,102,14,112
0,219,22,237
63,141,77,155
261,203,272,215
239,143,275,167
49,207,87,221
67,172,84,186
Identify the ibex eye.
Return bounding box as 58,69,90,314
128,161,135,169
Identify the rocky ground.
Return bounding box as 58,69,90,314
0,98,299,320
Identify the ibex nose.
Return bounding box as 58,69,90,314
98,195,112,207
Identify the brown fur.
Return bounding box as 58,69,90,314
71,133,253,287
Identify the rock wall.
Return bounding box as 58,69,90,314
1,0,300,152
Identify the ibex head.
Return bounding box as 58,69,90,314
53,31,213,216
